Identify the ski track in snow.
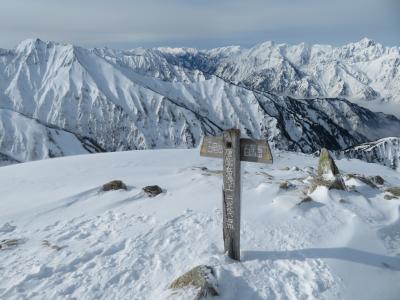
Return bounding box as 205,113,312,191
0,149,400,299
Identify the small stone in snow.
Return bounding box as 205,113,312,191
346,174,377,188
143,185,163,197
371,175,384,186
297,196,313,205
42,240,64,251
385,187,400,197
384,194,398,200
102,180,127,192
279,181,295,190
0,239,19,250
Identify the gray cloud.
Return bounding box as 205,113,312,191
0,0,398,49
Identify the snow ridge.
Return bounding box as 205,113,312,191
343,137,400,171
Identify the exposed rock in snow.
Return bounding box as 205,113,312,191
297,196,314,205
385,187,400,197
102,180,127,192
345,174,379,188
370,175,385,185
143,185,163,197
279,181,295,190
169,265,218,300
309,148,346,193
0,239,19,250
384,193,399,200
41,240,64,251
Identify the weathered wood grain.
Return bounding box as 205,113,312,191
240,138,273,163
200,136,223,159
222,129,241,261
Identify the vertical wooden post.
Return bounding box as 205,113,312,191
222,129,241,261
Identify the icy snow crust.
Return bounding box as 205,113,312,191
0,149,399,299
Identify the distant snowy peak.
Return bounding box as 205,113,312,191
343,137,400,171
160,38,400,110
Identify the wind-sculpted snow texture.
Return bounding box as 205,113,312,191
0,38,399,164
0,149,400,299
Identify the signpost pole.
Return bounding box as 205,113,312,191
200,128,272,262
222,129,241,261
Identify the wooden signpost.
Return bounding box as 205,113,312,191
200,129,273,261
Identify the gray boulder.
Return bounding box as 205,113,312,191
102,180,127,191
309,148,346,193
279,181,295,190
169,265,219,300
370,175,384,186
143,185,163,197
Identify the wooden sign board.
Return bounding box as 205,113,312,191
200,136,223,159
200,131,273,261
200,136,273,163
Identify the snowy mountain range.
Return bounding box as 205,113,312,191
161,38,400,111
0,38,399,166
343,137,400,171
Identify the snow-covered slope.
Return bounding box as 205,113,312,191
343,137,400,171
0,108,103,165
0,149,399,299
0,39,399,165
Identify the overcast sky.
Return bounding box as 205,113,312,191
0,0,398,49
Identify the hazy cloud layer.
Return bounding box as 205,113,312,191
0,0,398,49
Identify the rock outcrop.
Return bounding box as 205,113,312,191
309,148,346,193
169,265,218,300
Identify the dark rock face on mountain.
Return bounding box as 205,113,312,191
0,39,399,166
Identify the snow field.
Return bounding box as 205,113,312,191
0,149,399,299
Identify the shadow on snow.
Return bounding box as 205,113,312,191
243,247,400,271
